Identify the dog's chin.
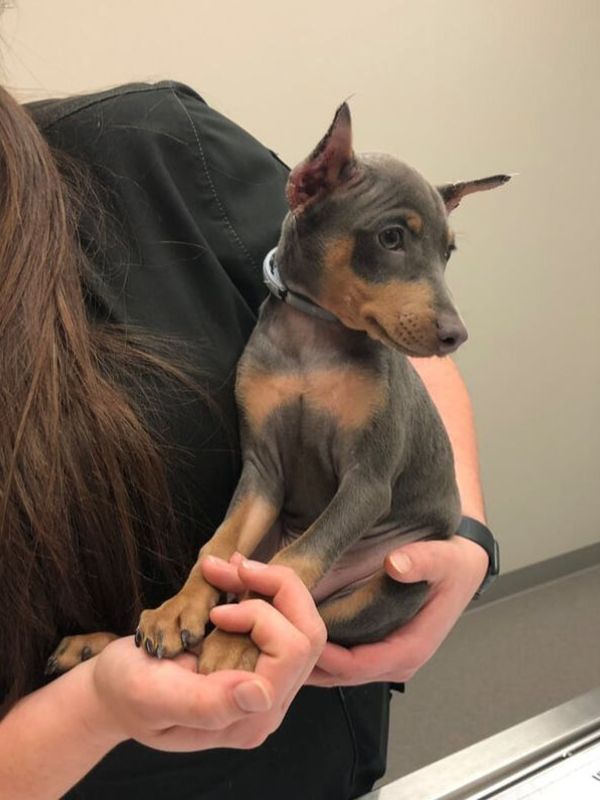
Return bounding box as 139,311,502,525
366,319,434,358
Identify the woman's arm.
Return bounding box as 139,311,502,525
0,658,124,799
0,561,326,799
408,355,486,523
308,356,490,686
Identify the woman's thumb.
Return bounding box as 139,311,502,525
385,541,442,584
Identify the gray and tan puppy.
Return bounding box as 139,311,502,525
48,104,509,676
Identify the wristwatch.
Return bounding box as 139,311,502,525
455,516,500,597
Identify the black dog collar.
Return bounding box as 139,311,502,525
262,248,339,322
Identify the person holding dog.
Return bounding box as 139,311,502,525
0,80,494,799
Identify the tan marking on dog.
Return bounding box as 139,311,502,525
173,492,278,604
306,370,387,427
237,366,387,431
237,369,302,430
201,492,279,561
319,237,438,352
198,630,259,674
49,632,119,673
319,573,384,623
406,212,423,234
270,550,325,591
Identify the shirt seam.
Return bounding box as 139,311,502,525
168,86,258,273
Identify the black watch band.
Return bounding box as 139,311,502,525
455,516,500,597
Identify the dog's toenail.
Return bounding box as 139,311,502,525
81,646,92,661
44,657,58,676
134,628,142,647
181,629,190,648
156,645,165,659
145,639,154,655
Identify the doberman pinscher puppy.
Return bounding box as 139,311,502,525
47,104,509,676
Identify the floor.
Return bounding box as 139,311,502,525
380,563,600,785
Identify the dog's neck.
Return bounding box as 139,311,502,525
260,250,396,367
263,248,339,323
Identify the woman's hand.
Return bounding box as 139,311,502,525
92,558,327,751
307,535,489,687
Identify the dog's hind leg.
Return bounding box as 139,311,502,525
317,571,429,647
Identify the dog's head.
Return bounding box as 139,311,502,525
278,103,510,357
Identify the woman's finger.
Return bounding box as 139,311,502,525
235,560,327,648
210,599,316,662
202,557,326,649
151,666,274,729
200,555,246,594
203,558,326,706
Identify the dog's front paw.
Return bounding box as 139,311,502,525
137,590,215,659
197,629,260,674
45,632,118,676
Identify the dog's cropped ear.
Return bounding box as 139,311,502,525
287,102,357,214
437,174,513,213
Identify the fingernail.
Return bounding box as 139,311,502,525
233,680,272,712
241,558,267,570
204,555,226,566
390,553,412,574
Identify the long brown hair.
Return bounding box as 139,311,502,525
0,86,217,713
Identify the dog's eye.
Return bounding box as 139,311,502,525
378,227,405,251
445,243,457,261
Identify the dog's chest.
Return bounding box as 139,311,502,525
236,365,387,434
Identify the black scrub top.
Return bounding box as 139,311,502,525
27,82,390,800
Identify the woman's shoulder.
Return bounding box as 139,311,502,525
25,80,289,222
25,81,290,317
26,80,205,136
25,81,290,180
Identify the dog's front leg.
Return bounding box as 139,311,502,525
198,469,391,674
271,469,392,590
137,463,280,660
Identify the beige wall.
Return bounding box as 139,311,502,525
3,0,599,572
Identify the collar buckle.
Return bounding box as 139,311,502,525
262,248,338,323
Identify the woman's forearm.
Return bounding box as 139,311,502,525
409,355,486,523
0,660,122,800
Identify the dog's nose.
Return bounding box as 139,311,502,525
436,315,468,355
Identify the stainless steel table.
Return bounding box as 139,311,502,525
360,687,600,799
